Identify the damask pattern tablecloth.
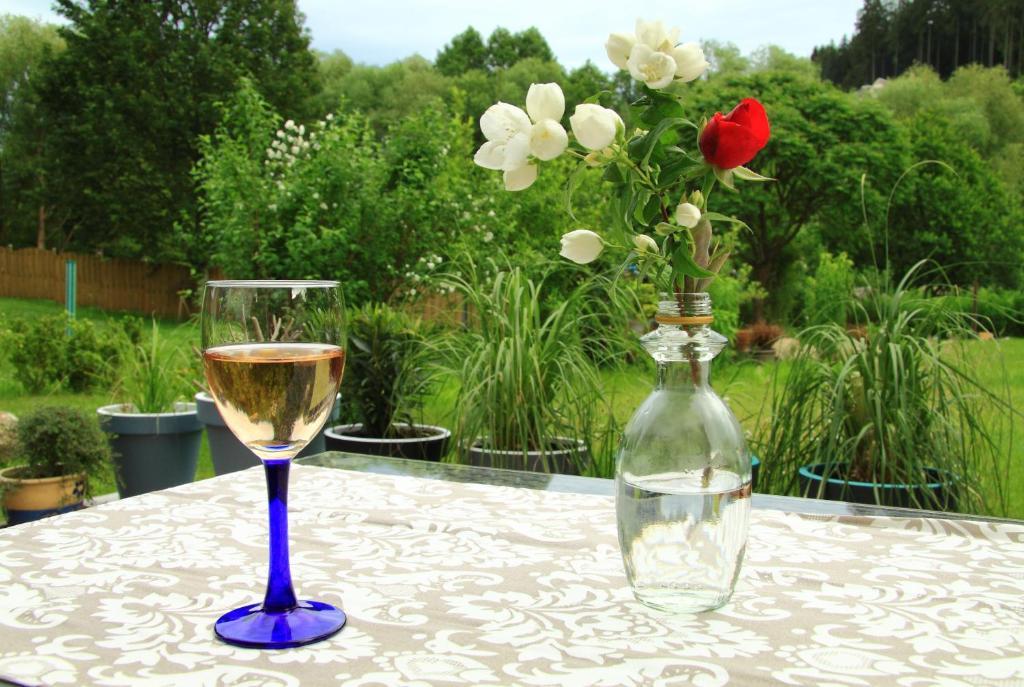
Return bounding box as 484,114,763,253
0,464,1022,687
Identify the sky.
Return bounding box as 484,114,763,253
7,0,864,68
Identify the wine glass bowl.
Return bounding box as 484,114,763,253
201,280,347,649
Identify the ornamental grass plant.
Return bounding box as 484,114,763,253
753,262,1016,516
441,261,634,475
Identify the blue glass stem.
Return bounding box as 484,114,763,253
263,459,298,613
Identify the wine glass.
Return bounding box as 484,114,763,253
201,280,347,649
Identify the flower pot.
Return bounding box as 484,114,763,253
97,402,202,498
751,454,761,491
797,463,957,510
1,467,86,525
324,423,451,462
195,392,341,475
461,437,588,475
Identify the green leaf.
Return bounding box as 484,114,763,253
713,165,736,190
584,90,613,105
564,161,589,222
703,212,750,231
672,240,715,280
602,163,625,184
641,117,698,168
638,92,686,126
732,165,775,182
632,190,653,225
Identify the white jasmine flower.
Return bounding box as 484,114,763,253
628,44,677,90
530,119,568,161
672,43,709,82
504,164,538,191
635,19,679,53
605,32,636,70
559,229,604,264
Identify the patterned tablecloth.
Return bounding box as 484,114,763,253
0,465,1022,687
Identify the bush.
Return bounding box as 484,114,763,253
12,407,111,485
1,314,119,393
803,251,855,326
341,303,437,437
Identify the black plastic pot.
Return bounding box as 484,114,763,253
97,403,202,498
324,423,451,462
798,463,957,510
462,437,588,475
195,392,340,475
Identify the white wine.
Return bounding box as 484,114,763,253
204,343,344,460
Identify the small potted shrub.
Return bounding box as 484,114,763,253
1,407,112,525
324,303,450,461
97,321,202,498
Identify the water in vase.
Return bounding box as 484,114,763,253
618,468,751,613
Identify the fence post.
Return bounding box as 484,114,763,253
65,259,77,333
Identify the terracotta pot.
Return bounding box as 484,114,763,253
1,466,86,525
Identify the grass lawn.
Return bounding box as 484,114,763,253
2,296,1021,519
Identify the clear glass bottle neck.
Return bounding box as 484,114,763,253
640,292,726,370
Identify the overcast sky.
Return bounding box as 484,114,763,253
7,0,863,68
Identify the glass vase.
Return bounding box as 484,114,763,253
616,292,751,613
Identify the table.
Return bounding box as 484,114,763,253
0,453,1021,686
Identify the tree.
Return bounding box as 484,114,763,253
39,0,319,261
0,15,63,248
435,27,488,76
690,72,911,320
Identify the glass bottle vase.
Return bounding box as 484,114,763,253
616,292,751,613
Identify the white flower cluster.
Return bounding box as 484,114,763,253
606,19,708,90
474,83,622,191
264,118,325,169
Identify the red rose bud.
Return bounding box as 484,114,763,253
699,98,770,170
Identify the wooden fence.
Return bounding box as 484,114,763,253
0,247,195,320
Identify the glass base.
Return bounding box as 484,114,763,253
633,586,732,614
215,600,346,649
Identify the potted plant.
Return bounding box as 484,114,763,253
754,263,1015,515
98,321,202,498
324,302,449,461
1,407,112,525
441,265,623,475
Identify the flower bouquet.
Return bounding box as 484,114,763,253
473,18,771,295
473,18,774,614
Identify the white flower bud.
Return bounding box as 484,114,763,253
675,202,702,228
559,229,604,264
526,83,565,123
633,234,659,254
570,104,624,151
529,119,568,161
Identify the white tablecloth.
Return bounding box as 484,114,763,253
0,464,1022,686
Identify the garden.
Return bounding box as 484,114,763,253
1,4,1022,525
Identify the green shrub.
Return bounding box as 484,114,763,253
1,314,118,393
803,251,855,326
112,320,195,413
341,303,438,437
12,407,111,486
